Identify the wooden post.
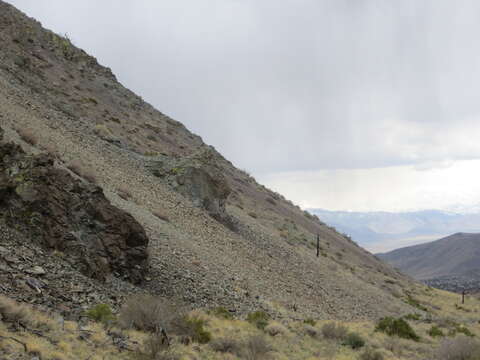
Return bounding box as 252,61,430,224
316,234,320,257
462,289,466,304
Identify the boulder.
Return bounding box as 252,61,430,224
146,146,233,225
0,130,149,283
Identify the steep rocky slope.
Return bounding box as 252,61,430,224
0,0,416,320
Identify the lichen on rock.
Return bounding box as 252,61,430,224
146,146,235,227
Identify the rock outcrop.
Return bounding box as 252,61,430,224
0,130,149,283
146,146,233,225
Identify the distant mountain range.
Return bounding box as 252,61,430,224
377,233,480,293
309,209,480,252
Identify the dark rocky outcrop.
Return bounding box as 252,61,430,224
0,130,149,283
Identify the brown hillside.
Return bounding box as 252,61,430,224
378,232,480,280
0,0,416,320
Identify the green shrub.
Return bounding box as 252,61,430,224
450,324,475,338
303,318,316,326
403,313,421,321
173,316,211,344
375,317,419,341
428,325,444,338
405,295,428,312
247,311,270,330
85,304,115,325
342,332,365,349
455,304,471,312
210,307,233,320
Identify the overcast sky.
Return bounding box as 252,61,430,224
8,0,480,212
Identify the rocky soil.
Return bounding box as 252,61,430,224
0,223,140,320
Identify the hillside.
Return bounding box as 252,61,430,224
377,233,480,291
0,0,419,323
310,208,480,252
5,2,480,359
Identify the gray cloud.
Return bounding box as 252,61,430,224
8,0,480,174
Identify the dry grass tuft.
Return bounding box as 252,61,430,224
67,160,97,184
321,322,348,340
152,209,170,222
0,295,30,325
264,321,288,337
303,324,319,338
209,337,241,354
435,335,480,360
142,333,174,360
116,185,132,200
17,127,38,145
242,335,271,360
119,294,179,333
359,347,385,360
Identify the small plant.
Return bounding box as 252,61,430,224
403,313,421,321
321,322,348,340
142,333,177,360
375,317,419,341
359,347,385,360
173,316,211,344
450,324,475,338
405,295,428,312
247,311,270,330
0,295,30,325
455,304,471,312
85,304,115,325
264,322,288,337
67,160,97,184
210,337,241,354
428,325,444,338
242,335,271,360
303,318,316,326
17,127,38,146
209,307,233,320
119,295,178,333
342,332,365,349
144,151,159,157
170,167,181,175
303,324,318,338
